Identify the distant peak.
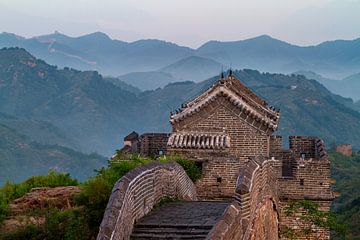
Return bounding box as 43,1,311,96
0,32,24,40
248,34,282,42
80,32,111,40
254,34,273,39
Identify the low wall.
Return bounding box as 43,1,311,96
206,157,280,240
97,161,197,240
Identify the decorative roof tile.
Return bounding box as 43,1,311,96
167,132,230,149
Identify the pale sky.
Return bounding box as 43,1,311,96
0,0,359,48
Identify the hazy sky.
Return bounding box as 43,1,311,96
0,0,359,48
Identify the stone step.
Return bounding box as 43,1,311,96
132,226,211,235
130,232,208,240
130,201,229,240
134,224,214,229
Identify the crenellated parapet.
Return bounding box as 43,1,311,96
97,162,197,240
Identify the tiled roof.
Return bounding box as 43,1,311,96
170,76,279,131
124,131,139,141
167,132,230,149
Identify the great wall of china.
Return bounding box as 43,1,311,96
97,74,334,240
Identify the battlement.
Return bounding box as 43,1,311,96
270,135,327,160
120,132,170,157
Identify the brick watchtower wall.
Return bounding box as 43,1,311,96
207,157,280,240
168,96,272,199
271,136,334,240
139,133,170,157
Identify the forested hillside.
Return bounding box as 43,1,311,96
0,122,105,185
330,152,360,239
1,47,360,156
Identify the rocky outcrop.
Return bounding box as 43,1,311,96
1,186,80,233
10,186,80,215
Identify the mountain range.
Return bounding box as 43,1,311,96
1,32,360,88
0,114,106,186
294,71,360,101
1,47,360,150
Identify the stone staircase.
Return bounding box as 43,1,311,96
130,201,229,240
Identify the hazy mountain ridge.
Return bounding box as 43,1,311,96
294,70,360,101
1,32,360,82
159,55,223,82
1,48,359,162
0,120,106,186
0,32,194,76
115,71,179,91
0,47,141,155
355,101,360,111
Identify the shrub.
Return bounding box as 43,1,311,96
0,224,44,240
159,155,202,182
74,157,150,233
43,208,90,240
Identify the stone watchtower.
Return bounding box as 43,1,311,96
167,74,280,199
112,73,334,239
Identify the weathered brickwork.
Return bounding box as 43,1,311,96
272,137,333,240
168,92,274,199
96,162,197,240
206,157,280,240
279,200,332,240
120,132,170,157
139,133,170,157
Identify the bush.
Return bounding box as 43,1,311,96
74,157,151,233
159,155,202,182
43,208,90,240
0,224,44,240
0,196,9,223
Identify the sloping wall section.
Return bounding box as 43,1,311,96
206,157,280,240
97,162,197,240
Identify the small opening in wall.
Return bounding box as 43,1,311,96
195,161,203,172
320,182,323,186
300,179,304,186
301,153,306,160
217,177,222,183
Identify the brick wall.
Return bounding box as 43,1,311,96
289,136,317,159
206,157,280,240
167,148,239,199
169,96,271,199
173,96,270,158
278,158,333,200
139,133,170,157
273,137,334,240
279,200,332,240
97,162,197,240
